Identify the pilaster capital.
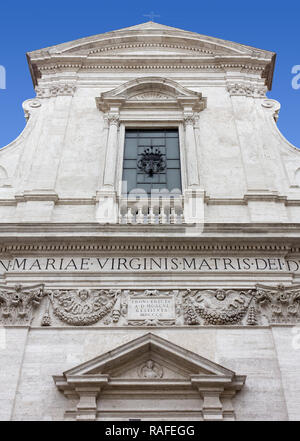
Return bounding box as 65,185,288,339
183,112,199,127
105,113,120,127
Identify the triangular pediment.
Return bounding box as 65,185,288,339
28,21,273,58
27,21,276,89
59,333,235,378
53,333,246,421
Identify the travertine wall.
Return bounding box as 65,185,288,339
0,81,299,224
1,327,299,420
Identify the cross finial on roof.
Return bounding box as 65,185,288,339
143,11,160,21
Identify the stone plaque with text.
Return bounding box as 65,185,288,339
127,296,175,320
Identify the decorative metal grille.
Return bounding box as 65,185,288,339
137,146,166,177
122,129,182,195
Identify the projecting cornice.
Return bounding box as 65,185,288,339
26,21,276,89
0,232,300,254
95,77,207,112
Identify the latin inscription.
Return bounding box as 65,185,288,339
0,256,299,273
128,297,175,320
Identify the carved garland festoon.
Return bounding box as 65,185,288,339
50,288,120,325
183,289,253,325
0,284,300,326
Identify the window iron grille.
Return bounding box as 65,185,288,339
137,146,166,177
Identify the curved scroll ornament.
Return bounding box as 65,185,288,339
261,99,281,122
183,289,254,325
0,284,45,324
50,289,120,325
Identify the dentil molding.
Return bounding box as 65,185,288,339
0,241,295,253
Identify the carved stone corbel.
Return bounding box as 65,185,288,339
190,374,245,421
54,374,109,421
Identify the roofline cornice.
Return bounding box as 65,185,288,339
0,224,300,251
26,25,276,90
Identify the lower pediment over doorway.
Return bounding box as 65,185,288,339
53,333,246,421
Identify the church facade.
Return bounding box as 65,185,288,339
0,22,300,421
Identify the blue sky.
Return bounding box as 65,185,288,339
0,0,299,148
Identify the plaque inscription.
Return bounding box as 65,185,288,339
128,296,175,320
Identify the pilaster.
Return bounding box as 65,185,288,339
96,106,121,223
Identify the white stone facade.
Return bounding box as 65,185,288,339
0,22,300,421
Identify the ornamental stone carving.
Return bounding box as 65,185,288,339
254,284,300,324
106,113,120,126
35,84,76,98
183,113,199,126
22,99,42,121
227,82,267,98
182,288,254,325
49,288,120,325
138,360,164,378
1,284,300,327
0,284,45,324
261,99,281,122
128,92,173,101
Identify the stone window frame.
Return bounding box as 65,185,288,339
117,122,185,199
95,77,207,223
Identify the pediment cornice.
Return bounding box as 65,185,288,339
95,77,207,112
59,333,236,377
28,23,273,58
53,333,246,421
27,22,276,89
